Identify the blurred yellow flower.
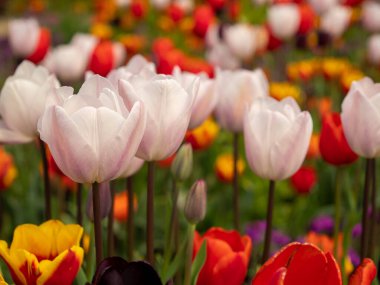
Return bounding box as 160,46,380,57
91,23,113,39
215,153,245,183
0,220,84,285
287,59,318,81
270,82,303,103
322,58,351,79
340,68,365,93
0,147,17,191
185,118,219,151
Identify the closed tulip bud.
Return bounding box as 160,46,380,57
171,143,193,181
224,23,257,61
362,1,380,32
184,180,207,224
86,182,112,222
267,4,300,40
320,5,352,38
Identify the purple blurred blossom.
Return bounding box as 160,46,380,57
352,224,362,239
309,215,334,235
246,220,291,248
349,249,360,267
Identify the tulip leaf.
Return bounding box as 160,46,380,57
163,236,187,284
190,240,207,285
74,267,88,285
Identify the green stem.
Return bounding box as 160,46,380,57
232,132,240,231
107,181,115,257
184,223,196,285
262,180,275,264
39,139,51,220
162,178,179,277
334,167,343,259
77,183,82,226
147,161,155,264
127,176,134,261
368,159,377,259
360,158,374,260
92,182,103,266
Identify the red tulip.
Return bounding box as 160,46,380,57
167,4,184,23
297,4,315,35
252,242,342,285
319,112,358,165
349,258,377,285
193,5,215,38
290,166,317,194
193,227,252,285
88,41,114,76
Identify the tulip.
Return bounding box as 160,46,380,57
320,5,352,38
307,0,338,14
0,147,17,191
367,34,380,67
244,97,312,181
297,4,315,35
267,4,300,40
319,112,358,165
8,18,50,63
206,43,241,70
0,273,6,285
251,242,342,285
193,227,252,285
215,153,245,183
92,257,162,285
341,77,380,158
0,61,59,144
224,23,257,61
184,180,207,224
290,165,317,194
361,1,380,32
215,69,269,132
193,5,215,38
113,191,138,222
173,66,217,129
0,220,84,285
349,258,377,285
119,74,197,161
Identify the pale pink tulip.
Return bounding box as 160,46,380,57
224,24,256,61
320,5,352,38
341,77,380,158
119,74,197,161
0,61,59,144
215,69,269,132
362,1,380,32
367,35,380,66
8,18,39,57
267,4,300,40
38,75,147,183
244,97,312,180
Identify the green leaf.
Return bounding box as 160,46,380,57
190,240,207,285
162,236,188,284
74,267,88,285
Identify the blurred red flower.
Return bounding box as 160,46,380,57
290,165,317,194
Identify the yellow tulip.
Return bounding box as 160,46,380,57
0,220,84,285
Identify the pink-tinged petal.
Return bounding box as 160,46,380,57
270,111,312,180
8,20,39,57
77,74,115,99
349,258,377,285
121,157,144,178
38,106,98,183
118,79,140,111
125,54,156,74
252,243,301,285
98,102,146,181
342,83,380,158
0,121,34,144
37,247,83,285
269,268,287,285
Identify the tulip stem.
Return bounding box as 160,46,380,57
163,178,180,277
127,176,134,261
368,159,377,258
39,138,51,220
334,167,343,259
77,183,82,226
107,181,115,257
92,182,103,266
360,158,374,260
233,132,240,231
184,223,196,285
262,180,275,264
147,161,155,264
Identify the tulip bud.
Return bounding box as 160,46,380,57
184,180,207,224
171,143,193,181
86,182,112,222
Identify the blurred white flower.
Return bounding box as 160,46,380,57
367,34,380,66
8,18,39,57
362,1,380,32
268,4,300,39
224,24,256,60
320,5,352,38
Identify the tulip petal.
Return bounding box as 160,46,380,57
270,112,312,180
269,267,287,285
39,106,98,183
99,102,146,180
0,121,33,144
349,258,377,285
0,241,28,285
252,243,301,285
39,220,83,259
10,224,51,261
92,256,128,284
342,83,380,157
37,246,84,285
77,74,115,99
325,252,342,285
121,261,163,285
211,252,249,285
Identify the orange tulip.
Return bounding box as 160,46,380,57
193,227,252,285
0,220,84,285
0,147,17,191
252,242,341,285
113,191,138,222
